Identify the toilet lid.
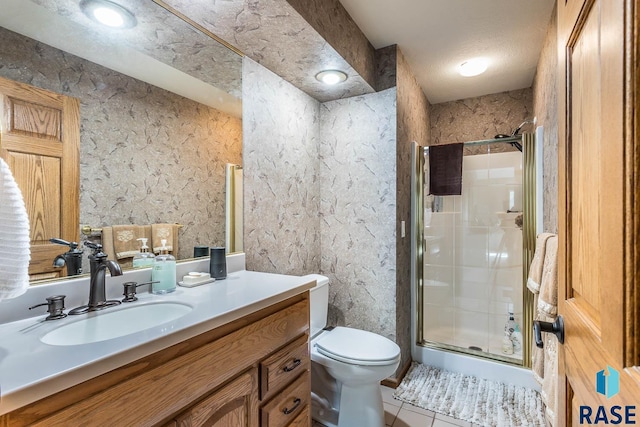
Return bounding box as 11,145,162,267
315,327,400,366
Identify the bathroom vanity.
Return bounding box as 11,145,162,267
0,265,314,426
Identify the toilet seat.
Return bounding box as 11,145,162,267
315,327,400,366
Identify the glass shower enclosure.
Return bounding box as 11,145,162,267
414,135,536,366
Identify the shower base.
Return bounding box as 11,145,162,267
423,326,523,363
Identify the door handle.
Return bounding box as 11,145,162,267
533,316,564,347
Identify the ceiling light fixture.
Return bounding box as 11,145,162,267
459,58,488,77
315,70,348,85
80,0,137,29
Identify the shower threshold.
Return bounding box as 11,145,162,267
418,340,523,366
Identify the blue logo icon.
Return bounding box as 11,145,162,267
596,366,620,399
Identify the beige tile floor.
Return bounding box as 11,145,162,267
313,385,484,427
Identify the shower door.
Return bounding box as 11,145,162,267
417,140,534,365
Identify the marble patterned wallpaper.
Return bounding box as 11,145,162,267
242,58,321,275
430,88,533,152
0,27,242,260
532,4,558,234
319,88,398,342
375,45,398,92
243,57,406,366
395,46,431,373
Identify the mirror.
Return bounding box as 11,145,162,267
0,0,243,282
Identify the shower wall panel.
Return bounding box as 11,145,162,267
423,150,523,361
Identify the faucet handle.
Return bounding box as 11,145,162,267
29,295,67,320
50,238,79,250
84,241,103,254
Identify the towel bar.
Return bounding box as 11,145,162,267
81,224,184,236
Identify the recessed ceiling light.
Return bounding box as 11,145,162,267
459,58,488,77
316,70,348,85
80,0,137,29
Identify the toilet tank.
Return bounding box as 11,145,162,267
301,274,329,337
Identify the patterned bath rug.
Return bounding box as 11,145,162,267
393,362,545,427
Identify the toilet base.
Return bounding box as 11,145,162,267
311,382,385,427
337,382,385,427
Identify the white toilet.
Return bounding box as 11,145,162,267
304,274,401,427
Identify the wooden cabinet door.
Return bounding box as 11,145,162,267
557,0,640,425
0,76,80,280
175,369,259,427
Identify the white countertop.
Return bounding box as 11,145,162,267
0,269,314,415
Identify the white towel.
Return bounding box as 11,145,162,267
527,233,555,294
538,235,558,317
0,158,30,300
536,234,559,427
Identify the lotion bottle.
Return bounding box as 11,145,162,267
512,324,523,353
151,239,176,294
502,331,514,355
132,238,155,269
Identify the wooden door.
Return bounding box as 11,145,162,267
0,76,80,281
174,369,258,427
557,0,640,425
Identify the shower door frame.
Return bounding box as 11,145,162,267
413,135,536,368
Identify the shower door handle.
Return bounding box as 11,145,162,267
533,316,564,348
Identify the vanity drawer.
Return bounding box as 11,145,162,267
288,405,310,427
260,334,309,401
260,370,310,427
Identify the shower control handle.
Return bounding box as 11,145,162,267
533,316,564,348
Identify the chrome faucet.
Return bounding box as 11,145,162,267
69,242,123,315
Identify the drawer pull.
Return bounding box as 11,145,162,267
283,397,302,415
283,358,302,372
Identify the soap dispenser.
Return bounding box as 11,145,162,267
132,238,155,269
151,239,176,294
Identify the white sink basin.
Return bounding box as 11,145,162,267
41,302,193,346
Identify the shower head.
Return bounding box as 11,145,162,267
511,120,534,136
495,120,534,139
494,119,531,152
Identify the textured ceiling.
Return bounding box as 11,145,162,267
338,0,556,103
